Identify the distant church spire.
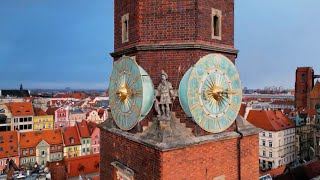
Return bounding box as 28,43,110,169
20,83,23,90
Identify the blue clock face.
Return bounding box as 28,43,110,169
187,54,242,133
109,57,143,130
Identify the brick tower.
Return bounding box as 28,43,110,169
100,1,260,179
295,67,314,108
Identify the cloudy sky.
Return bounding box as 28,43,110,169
0,0,320,89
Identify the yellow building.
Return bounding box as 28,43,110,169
62,126,82,158
34,108,53,130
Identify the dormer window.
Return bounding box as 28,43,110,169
122,13,129,43
70,138,75,144
212,9,222,40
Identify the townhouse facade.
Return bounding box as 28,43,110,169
20,130,64,166
247,110,296,170
68,109,86,127
34,108,54,131
54,107,68,128
62,126,81,158
6,102,34,132
294,111,316,161
90,126,100,154
76,121,91,155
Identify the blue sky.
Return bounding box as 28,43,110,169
0,0,320,89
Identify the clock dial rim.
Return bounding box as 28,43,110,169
187,54,242,133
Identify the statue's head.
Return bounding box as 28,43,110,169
161,70,168,81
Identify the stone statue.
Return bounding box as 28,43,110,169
154,70,176,120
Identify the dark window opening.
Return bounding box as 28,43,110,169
213,15,220,36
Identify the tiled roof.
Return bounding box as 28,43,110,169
260,166,285,177
65,154,100,178
247,110,295,131
62,126,81,146
20,129,63,148
0,90,30,98
97,109,106,118
34,108,48,116
46,107,59,116
87,122,97,135
69,109,84,114
0,131,18,158
76,121,90,138
5,102,34,117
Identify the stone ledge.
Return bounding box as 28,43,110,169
100,124,240,151
110,42,239,57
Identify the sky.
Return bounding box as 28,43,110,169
0,0,320,90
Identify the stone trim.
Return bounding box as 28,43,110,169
121,13,129,43
110,43,239,57
111,161,134,180
212,8,222,40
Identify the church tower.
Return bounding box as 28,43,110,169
100,1,260,179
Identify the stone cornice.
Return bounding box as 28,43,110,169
110,42,239,58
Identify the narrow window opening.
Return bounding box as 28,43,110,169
213,15,219,36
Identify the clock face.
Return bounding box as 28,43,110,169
109,56,143,130
187,54,242,133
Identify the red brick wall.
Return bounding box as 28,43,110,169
100,130,161,180
295,67,314,108
240,134,259,180
114,0,235,51
100,130,259,180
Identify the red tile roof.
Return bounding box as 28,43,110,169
0,131,18,158
62,126,81,146
260,166,285,177
34,108,48,116
5,102,34,117
247,110,295,131
20,129,63,148
65,154,100,178
87,122,97,135
46,107,59,116
76,121,90,138
304,159,320,178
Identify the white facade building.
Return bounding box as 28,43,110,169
259,128,295,169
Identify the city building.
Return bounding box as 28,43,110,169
294,110,316,161
269,100,295,110
76,121,91,155
54,107,68,128
20,130,63,166
61,126,81,158
6,102,34,132
33,108,54,131
0,84,30,98
0,131,19,174
68,108,86,127
0,104,13,131
88,122,100,154
247,110,296,170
